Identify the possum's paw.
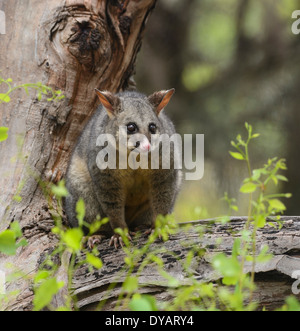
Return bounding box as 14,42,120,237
109,233,132,249
143,228,163,241
87,235,105,250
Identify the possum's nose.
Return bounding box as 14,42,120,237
141,141,151,152
136,140,151,152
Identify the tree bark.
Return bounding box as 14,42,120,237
0,0,156,311
73,217,300,311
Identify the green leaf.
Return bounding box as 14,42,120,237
0,93,11,103
62,228,83,252
34,270,51,283
276,175,288,182
0,127,9,142
10,221,22,238
76,198,85,227
251,169,262,181
240,182,257,194
232,238,241,258
245,122,252,136
24,86,29,95
33,278,64,311
124,256,133,267
129,295,155,312
222,276,239,286
271,176,278,186
212,253,240,286
51,180,68,198
0,230,17,255
269,199,286,212
231,205,239,212
89,218,109,235
229,151,245,160
123,276,139,293
168,277,180,288
86,253,103,269
256,215,266,228
284,297,300,311
13,195,22,202
16,238,28,249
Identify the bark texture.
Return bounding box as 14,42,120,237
73,217,300,311
0,0,156,311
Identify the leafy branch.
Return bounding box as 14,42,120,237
0,74,65,143
0,75,64,105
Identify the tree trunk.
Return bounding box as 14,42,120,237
0,0,156,311
73,217,300,311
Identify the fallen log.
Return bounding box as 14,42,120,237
72,217,300,311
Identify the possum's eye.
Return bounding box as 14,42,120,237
149,123,157,134
127,123,138,134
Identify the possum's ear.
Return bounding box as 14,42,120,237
95,89,120,119
148,89,175,116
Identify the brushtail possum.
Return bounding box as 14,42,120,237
64,89,182,249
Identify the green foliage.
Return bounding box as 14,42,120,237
189,0,237,66
30,181,111,311
282,297,300,312
0,74,64,144
0,127,9,142
0,221,27,256
129,294,157,311
182,64,217,91
51,180,69,198
33,277,64,311
0,74,64,106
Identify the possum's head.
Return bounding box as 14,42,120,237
95,89,175,153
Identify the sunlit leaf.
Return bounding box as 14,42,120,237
0,230,16,255
229,151,245,160
33,278,64,311
129,294,156,312
0,127,9,142
0,93,11,103
123,276,138,293
240,182,257,194
76,198,85,227
86,253,103,269
52,180,68,198
268,199,286,212
62,228,83,252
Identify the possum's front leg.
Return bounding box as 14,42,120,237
150,170,181,226
88,159,130,249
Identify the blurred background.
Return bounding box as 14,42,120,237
135,0,300,221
